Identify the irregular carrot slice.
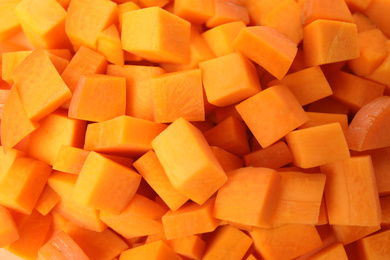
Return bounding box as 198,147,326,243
345,96,390,151
0,205,19,248
151,118,227,205
119,240,182,260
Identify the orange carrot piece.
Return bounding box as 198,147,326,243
0,147,25,177
365,40,390,95
213,167,281,227
0,0,22,41
202,225,253,260
204,116,249,156
345,96,390,151
117,2,141,30
167,235,205,260
260,0,303,44
232,26,298,80
68,74,126,122
286,123,350,168
202,21,246,57
12,48,71,121
356,229,390,259
27,109,86,165
173,0,213,24
244,0,284,25
250,224,323,260
97,24,124,66
205,0,250,28
151,69,204,123
298,112,349,132
136,0,170,8
244,141,293,169
320,156,382,226
208,103,243,124
210,146,244,172
119,240,182,260
0,87,39,153
331,224,381,245
152,118,227,205
348,29,388,76
34,185,60,216
307,97,351,115
65,0,117,50
122,6,190,64
352,12,377,32
380,196,390,229
346,0,374,12
60,46,107,95
107,64,165,121
37,231,89,260
84,115,167,157
301,0,354,25
236,85,308,148
52,146,90,174
99,194,167,239
15,0,71,49
133,150,188,212
0,205,19,248
317,196,329,225
71,151,141,214
0,157,51,214
199,52,261,107
365,0,390,38
162,197,220,240
63,221,129,260
306,242,348,260
267,66,333,106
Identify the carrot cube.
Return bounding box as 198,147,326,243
34,185,60,216
286,123,351,168
0,205,19,248
320,156,382,226
331,224,381,245
173,0,213,24
301,0,354,25
97,25,124,66
52,146,90,174
232,26,298,80
152,118,227,205
236,85,308,148
303,19,359,66
244,141,293,169
307,243,349,260
356,229,390,259
380,196,390,229
199,52,261,107
365,0,390,38
71,151,141,214
365,40,390,95
167,235,206,260
69,74,126,122
213,167,281,227
117,2,141,31
298,112,349,132
151,69,204,123
210,146,244,173
122,6,190,64
119,240,182,260
0,0,21,40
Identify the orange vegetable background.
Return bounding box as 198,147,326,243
1,0,390,259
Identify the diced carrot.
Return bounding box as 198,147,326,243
331,224,381,245
317,196,329,225
352,12,377,32
136,0,170,8
37,231,89,260
306,242,348,260
202,225,253,260
68,74,126,122
107,64,166,121
210,146,244,172
133,150,188,212
301,0,354,25
151,69,205,123
71,151,141,214
327,70,385,112
162,197,220,240
121,6,190,64
356,229,390,259
208,104,243,124
303,19,359,67
298,112,349,133
168,236,205,259
152,118,226,205
0,147,25,180
243,141,293,169
119,240,182,260
286,123,350,168
117,2,141,31
365,40,390,95
173,0,213,24
232,26,297,80
320,156,382,226
97,25,124,66
0,0,22,41
65,0,118,50
99,194,167,239
365,0,390,38
346,96,390,151
346,0,374,12
236,85,308,148
244,0,284,25
250,224,323,260
205,0,250,28
34,185,60,216
260,0,303,44
0,205,19,248
52,146,90,175
306,97,351,115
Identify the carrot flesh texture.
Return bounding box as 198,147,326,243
162,197,220,240
301,0,354,25
121,7,190,64
52,146,90,174
0,0,22,41
84,115,167,157
346,96,390,151
205,0,250,28
232,26,297,80
27,109,86,165
356,229,390,259
173,0,213,24
119,240,182,260
331,224,381,245
306,242,349,260
236,84,308,148
96,25,124,66
298,112,349,132
34,185,60,216
151,69,205,123
286,123,351,168
152,118,227,205
244,141,293,169
365,0,390,38
167,235,206,260
117,2,141,31
0,205,19,248
320,156,382,226
303,19,360,67
210,146,244,172
133,150,188,212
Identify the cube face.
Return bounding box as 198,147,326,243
122,7,191,64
